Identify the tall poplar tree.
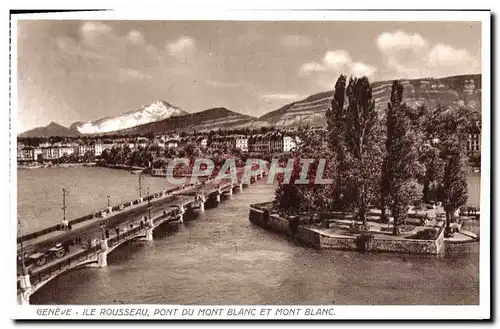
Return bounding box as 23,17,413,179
441,141,468,232
381,81,421,234
343,77,382,226
325,75,347,209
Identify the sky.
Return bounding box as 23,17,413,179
16,20,481,133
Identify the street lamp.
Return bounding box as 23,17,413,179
138,174,143,199
17,219,26,275
107,195,111,208
100,222,106,240
147,187,151,219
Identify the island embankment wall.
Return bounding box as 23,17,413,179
249,203,476,255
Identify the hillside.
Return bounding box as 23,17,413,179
260,74,481,128
19,122,79,138
70,100,188,134
108,107,259,135
21,74,481,137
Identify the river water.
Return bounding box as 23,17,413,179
19,168,479,305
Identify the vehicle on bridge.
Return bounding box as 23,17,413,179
18,242,69,269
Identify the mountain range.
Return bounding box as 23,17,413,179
19,122,80,138
18,74,481,137
69,100,187,134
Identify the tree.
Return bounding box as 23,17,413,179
381,80,422,234
441,142,468,233
274,128,333,215
83,150,94,163
342,77,382,227
325,75,347,209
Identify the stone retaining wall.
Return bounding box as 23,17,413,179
444,240,480,254
249,204,447,255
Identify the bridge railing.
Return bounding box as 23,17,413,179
17,182,202,245
107,226,144,248
153,209,179,225
26,245,101,288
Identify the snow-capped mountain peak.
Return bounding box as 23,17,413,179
71,100,188,134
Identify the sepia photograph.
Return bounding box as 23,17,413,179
10,8,490,320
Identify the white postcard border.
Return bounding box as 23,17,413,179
7,9,491,321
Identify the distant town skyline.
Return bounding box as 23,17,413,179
16,20,481,133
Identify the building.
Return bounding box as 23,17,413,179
136,137,148,149
94,143,103,156
19,146,34,161
466,132,481,153
270,133,284,153
249,135,271,153
465,122,481,154
58,145,75,157
101,140,115,152
235,136,248,152
33,148,43,161
17,144,23,161
166,138,179,149
198,137,208,148
283,136,297,152
209,136,236,151
79,144,94,156
42,147,59,160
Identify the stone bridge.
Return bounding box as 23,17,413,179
17,168,268,304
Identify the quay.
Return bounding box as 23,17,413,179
248,203,480,255
16,168,269,305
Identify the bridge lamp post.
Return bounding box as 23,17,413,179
147,187,151,220
17,219,27,275
100,222,106,240
107,195,111,208
138,174,143,199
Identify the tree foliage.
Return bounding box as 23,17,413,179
381,81,423,234
441,140,469,231
342,77,383,225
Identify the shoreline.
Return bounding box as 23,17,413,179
249,203,479,255
18,162,97,170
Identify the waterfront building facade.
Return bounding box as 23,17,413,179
235,136,248,152
283,136,297,152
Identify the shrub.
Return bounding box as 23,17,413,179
407,228,437,240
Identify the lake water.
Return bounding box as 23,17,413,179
17,167,175,234
18,167,480,305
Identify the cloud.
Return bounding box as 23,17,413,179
425,43,479,67
376,30,428,53
299,62,327,76
167,36,196,57
282,35,312,48
259,93,301,101
127,30,145,45
57,22,160,65
79,21,113,47
323,50,352,68
299,49,377,86
376,30,480,78
205,80,242,88
80,21,112,35
351,62,377,78
56,36,116,61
